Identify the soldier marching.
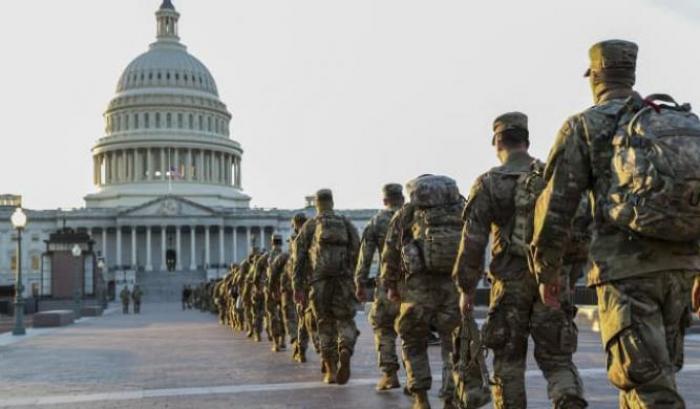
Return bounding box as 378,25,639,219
206,39,700,409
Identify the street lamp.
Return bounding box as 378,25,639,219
97,258,107,310
10,208,27,336
72,244,83,318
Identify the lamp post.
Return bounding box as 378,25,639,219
71,244,83,318
10,208,27,336
97,258,107,310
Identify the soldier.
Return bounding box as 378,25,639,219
269,231,299,359
381,175,464,409
289,212,319,363
240,241,263,339
355,183,405,391
258,234,285,351
131,285,143,314
120,286,131,314
292,189,360,385
531,40,700,408
453,112,586,409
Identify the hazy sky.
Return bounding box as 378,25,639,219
1,0,699,210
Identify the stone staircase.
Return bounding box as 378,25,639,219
136,269,208,303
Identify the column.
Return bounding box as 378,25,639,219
190,226,197,270
160,148,166,179
219,226,225,266
93,156,99,185
176,226,182,270
199,150,205,182
245,227,251,254
116,227,123,268
186,149,193,181
161,226,167,270
110,152,117,183
101,228,108,264
146,148,153,181
204,226,211,267
121,150,127,182
131,226,137,268
232,226,238,263
135,149,143,182
146,226,153,271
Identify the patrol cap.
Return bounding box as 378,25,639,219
272,234,283,245
315,189,333,202
382,183,404,199
492,112,528,145
584,39,638,78
292,212,308,225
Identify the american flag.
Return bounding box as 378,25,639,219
168,166,182,180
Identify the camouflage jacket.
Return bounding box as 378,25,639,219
453,150,538,292
292,210,360,292
532,91,700,286
239,251,260,294
354,208,398,288
253,249,277,294
268,250,290,297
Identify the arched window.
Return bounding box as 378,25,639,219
155,113,161,128
188,114,194,130
166,113,172,128
149,72,153,80
207,116,212,132
178,113,183,129
116,115,121,132
145,113,150,129
198,115,203,130
134,113,139,129
125,114,130,130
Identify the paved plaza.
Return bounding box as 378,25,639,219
0,304,699,409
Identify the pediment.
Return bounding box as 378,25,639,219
119,196,218,218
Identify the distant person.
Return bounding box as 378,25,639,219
181,285,189,310
132,285,143,314
120,286,131,314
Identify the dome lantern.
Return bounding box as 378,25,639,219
156,0,180,42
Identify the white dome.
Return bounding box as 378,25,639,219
116,43,219,96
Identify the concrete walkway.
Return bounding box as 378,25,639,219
0,303,699,408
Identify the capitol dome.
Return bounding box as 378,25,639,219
116,41,219,96
85,0,250,209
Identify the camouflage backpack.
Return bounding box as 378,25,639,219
603,94,700,241
507,160,545,257
309,213,351,276
402,175,464,276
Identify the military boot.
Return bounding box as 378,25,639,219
442,398,457,409
297,346,307,363
412,390,431,409
376,371,400,391
322,358,337,384
336,348,352,385
555,395,588,409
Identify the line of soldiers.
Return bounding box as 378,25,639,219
212,39,700,409
213,212,324,365
119,285,143,314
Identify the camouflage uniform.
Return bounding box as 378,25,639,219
120,287,131,314
381,197,462,407
250,250,269,342
453,112,586,409
263,236,286,351
292,189,361,385
355,183,404,389
131,285,143,314
531,40,700,409
239,248,261,338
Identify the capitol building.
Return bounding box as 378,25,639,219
0,1,373,304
